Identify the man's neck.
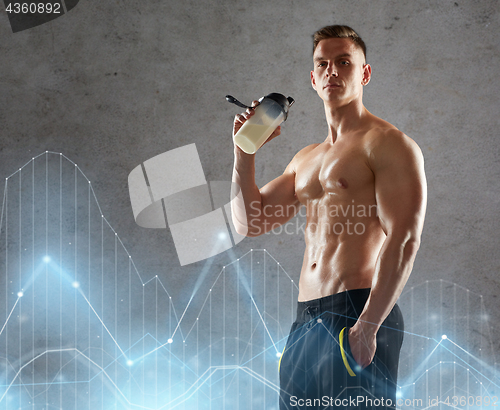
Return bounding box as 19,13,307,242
324,97,368,143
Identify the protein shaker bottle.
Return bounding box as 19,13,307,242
227,93,294,154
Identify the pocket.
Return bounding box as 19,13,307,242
339,327,357,377
279,322,298,373
278,344,286,373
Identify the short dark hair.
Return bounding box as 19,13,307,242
313,25,367,59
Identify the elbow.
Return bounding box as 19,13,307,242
230,200,264,237
234,224,253,237
232,217,263,238
403,236,421,258
234,224,264,238
232,219,251,237
243,230,261,238
397,230,422,263
387,229,422,259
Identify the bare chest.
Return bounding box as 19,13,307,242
294,142,374,203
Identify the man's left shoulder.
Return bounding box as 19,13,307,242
365,126,424,170
367,123,422,155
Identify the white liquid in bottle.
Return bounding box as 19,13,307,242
233,103,284,154
230,93,293,154
233,123,277,154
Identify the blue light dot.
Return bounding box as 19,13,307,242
43,256,51,263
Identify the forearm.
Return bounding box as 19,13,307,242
231,146,264,236
357,233,421,333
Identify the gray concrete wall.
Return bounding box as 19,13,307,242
0,0,499,406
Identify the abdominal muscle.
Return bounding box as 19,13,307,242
297,199,386,302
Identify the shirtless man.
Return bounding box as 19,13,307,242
231,25,426,409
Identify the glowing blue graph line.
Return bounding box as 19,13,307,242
0,261,288,407
0,151,498,409
0,260,497,408
0,348,148,409
170,240,223,340
76,289,128,360
1,151,296,402
435,337,500,388
226,248,280,354
0,297,20,338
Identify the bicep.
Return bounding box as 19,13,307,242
372,135,427,237
259,166,302,223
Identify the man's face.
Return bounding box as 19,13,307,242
311,38,371,105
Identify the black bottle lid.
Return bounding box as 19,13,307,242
262,93,295,120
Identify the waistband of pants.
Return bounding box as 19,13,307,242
295,288,372,323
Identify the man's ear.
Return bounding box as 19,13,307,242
311,70,317,91
362,63,372,85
